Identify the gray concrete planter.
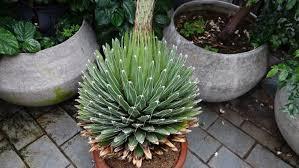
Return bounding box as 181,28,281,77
0,20,98,106
163,0,268,102
275,87,299,155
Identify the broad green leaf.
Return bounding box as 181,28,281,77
13,21,36,42
267,66,279,78
122,0,135,24
278,69,289,81
294,50,299,58
22,39,41,53
95,9,111,26
286,0,296,10
0,27,19,56
0,17,16,32
111,9,125,27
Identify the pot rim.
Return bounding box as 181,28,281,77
17,19,86,55
92,142,188,168
168,0,268,56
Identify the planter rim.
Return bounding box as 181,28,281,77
17,19,86,55
92,142,188,168
169,0,268,56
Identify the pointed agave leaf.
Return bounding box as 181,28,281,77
137,115,150,122
134,144,144,158
152,128,170,135
128,136,139,151
111,132,129,147
122,127,134,134
128,106,140,118
146,133,159,145
135,130,146,144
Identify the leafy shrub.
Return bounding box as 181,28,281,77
93,0,171,44
0,14,81,56
179,18,205,38
267,50,299,116
77,33,201,167
0,19,41,55
251,0,299,53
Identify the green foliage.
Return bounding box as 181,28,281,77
22,38,41,53
94,0,171,44
204,45,219,53
0,27,19,55
61,24,80,39
251,0,299,53
77,33,201,161
40,37,56,49
0,20,42,56
13,21,36,42
180,18,205,38
267,50,299,116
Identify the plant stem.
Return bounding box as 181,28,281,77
218,5,252,41
134,0,155,33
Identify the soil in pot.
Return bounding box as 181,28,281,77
175,11,254,54
105,142,181,168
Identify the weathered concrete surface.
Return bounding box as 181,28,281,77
275,87,299,155
164,0,268,102
0,20,99,106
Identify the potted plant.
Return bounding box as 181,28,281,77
0,2,98,106
272,56,299,154
263,0,298,154
76,0,201,167
164,0,271,102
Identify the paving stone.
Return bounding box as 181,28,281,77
188,127,221,162
0,100,23,121
0,139,26,168
59,98,78,118
208,147,251,168
21,135,69,168
220,106,244,126
246,144,292,168
27,106,58,119
62,134,92,168
37,108,81,145
0,112,43,150
185,150,208,168
228,94,279,136
241,121,282,152
208,119,255,157
198,106,219,130
279,144,299,168
0,131,4,141
66,164,75,168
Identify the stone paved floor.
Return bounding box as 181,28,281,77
0,79,299,168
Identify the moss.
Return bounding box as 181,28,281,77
35,87,74,106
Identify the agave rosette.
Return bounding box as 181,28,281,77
77,33,201,167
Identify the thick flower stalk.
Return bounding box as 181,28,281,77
77,0,201,167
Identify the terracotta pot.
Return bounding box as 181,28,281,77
92,142,188,168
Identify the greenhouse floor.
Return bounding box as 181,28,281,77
0,79,298,168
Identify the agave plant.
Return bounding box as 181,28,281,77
77,0,201,167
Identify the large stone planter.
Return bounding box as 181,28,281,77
275,87,299,155
0,20,98,106
163,0,268,102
